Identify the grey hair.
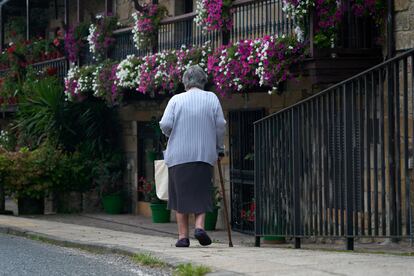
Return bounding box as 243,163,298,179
182,65,208,91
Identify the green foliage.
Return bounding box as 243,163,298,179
131,253,167,268
91,151,124,196
1,144,61,199
212,186,222,209
16,76,69,147
15,76,120,154
0,129,17,151
137,177,165,204
173,263,212,276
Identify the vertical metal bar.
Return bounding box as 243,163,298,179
388,61,397,238
409,54,414,239
344,84,355,250
372,71,379,236
332,91,339,236
351,80,359,235
327,92,334,236
339,88,345,237
292,108,301,247
254,120,261,244
358,78,366,236
365,74,372,236
394,61,402,237
310,101,318,235
322,94,330,236
402,57,410,237
306,102,314,235
317,98,323,235
379,68,387,236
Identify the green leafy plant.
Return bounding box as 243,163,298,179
92,152,124,197
173,263,211,276
2,144,61,199
212,186,222,209
131,253,166,268
137,176,164,204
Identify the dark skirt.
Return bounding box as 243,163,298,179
167,162,213,214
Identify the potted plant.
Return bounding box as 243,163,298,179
92,153,124,214
138,177,170,223
205,186,222,231
2,145,60,215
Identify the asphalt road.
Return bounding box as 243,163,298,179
0,233,171,276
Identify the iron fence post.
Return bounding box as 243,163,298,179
254,122,261,247
292,108,301,249
387,62,397,239
344,85,354,250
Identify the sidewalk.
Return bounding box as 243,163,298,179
1,215,414,275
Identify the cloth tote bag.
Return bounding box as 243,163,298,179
154,160,168,201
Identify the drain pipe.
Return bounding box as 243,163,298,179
387,0,395,58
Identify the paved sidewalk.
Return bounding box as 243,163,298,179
1,215,414,275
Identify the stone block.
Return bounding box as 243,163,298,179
395,0,411,11
122,135,138,153
395,31,414,51
82,188,102,213
395,12,410,31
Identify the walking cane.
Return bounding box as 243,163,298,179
217,158,233,247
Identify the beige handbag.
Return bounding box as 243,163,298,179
154,160,168,201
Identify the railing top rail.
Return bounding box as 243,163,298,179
233,0,266,7
161,12,196,24
113,27,133,34
254,48,414,125
107,0,280,35
31,57,67,67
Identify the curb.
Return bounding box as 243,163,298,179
0,225,240,276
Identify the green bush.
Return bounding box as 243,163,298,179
2,145,59,199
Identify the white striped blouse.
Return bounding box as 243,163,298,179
159,87,227,168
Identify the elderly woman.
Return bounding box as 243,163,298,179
159,65,226,247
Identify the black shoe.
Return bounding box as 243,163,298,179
175,238,190,247
194,228,212,246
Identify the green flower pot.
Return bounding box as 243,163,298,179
146,151,157,162
263,236,286,244
205,208,219,231
150,203,170,223
102,194,123,214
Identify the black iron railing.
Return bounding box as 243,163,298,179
0,57,68,83
109,28,150,60
31,57,68,83
231,0,294,42
254,49,414,249
158,12,221,51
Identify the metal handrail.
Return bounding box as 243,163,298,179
255,48,414,124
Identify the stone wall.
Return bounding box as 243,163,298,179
394,0,414,51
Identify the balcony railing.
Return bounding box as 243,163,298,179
31,57,68,83
107,0,292,57
254,48,414,249
0,57,68,83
